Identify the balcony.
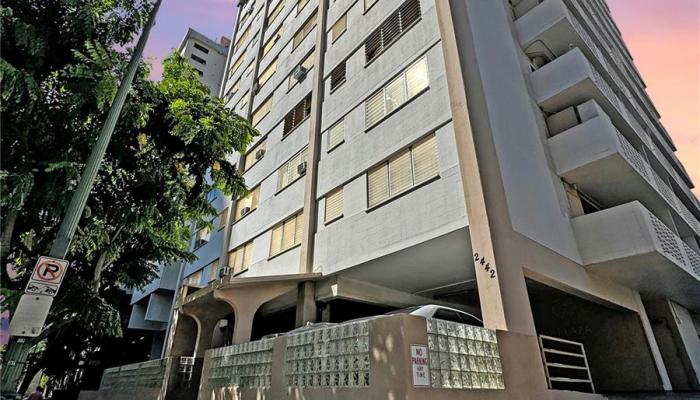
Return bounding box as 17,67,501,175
530,47,700,214
515,0,700,208
547,109,700,240
572,201,700,308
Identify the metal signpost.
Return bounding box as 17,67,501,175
0,0,163,396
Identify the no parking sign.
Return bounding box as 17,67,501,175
25,256,68,297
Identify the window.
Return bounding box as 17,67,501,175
244,62,255,77
234,186,260,221
288,51,315,90
365,0,421,63
277,147,308,191
283,94,312,135
193,42,209,54
207,259,219,282
234,26,251,52
218,208,229,230
184,270,203,287
296,0,310,14
228,241,254,275
194,69,204,77
364,0,378,11
365,57,428,128
293,10,317,49
267,0,285,25
194,225,211,248
258,59,277,87
324,188,343,223
367,134,439,207
229,53,246,75
269,212,304,257
225,79,240,101
331,14,347,42
190,53,206,65
327,119,344,151
330,61,346,92
244,139,267,171
263,25,284,57
251,96,273,126
236,92,250,112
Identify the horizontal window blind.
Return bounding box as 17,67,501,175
293,10,317,49
364,0,421,63
269,212,304,257
244,139,267,171
331,14,347,42
367,134,439,208
258,59,277,86
267,0,285,25
330,61,347,92
277,147,308,190
228,241,254,275
234,186,260,221
324,188,343,223
284,94,312,135
364,56,428,129
207,259,219,282
327,119,344,151
251,96,273,126
263,25,284,57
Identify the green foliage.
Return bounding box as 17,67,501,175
1,0,256,389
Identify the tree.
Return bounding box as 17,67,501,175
1,0,256,392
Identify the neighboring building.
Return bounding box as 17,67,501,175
178,28,230,95
126,30,229,359
124,0,700,397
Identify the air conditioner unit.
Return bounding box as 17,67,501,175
241,206,251,216
292,65,308,82
252,81,261,94
218,266,233,278
255,148,266,160
297,161,307,176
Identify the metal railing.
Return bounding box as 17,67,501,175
538,335,594,393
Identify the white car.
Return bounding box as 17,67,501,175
384,305,483,327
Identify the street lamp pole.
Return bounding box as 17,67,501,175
1,0,163,396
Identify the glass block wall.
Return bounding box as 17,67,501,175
100,358,168,389
426,318,505,389
206,338,274,389
285,320,370,388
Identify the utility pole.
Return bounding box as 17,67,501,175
0,0,163,396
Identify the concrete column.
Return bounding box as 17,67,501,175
295,281,317,327
645,299,700,391
213,281,299,344
167,312,198,357
182,301,233,357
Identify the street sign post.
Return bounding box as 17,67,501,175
8,296,54,338
25,256,68,297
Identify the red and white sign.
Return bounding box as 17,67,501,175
25,256,68,297
410,344,430,387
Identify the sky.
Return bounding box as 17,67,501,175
142,0,700,195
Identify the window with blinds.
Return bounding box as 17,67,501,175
229,53,246,76
367,134,439,208
244,139,267,171
258,59,277,87
224,79,240,101
365,56,428,128
331,13,347,42
365,0,421,63
269,212,304,257
234,186,260,221
267,0,285,25
251,96,273,126
288,51,315,90
234,26,251,52
327,119,345,151
184,270,203,287
284,94,312,135
207,259,220,282
330,61,346,92
277,147,308,190
228,241,254,275
293,10,317,49
218,208,229,230
236,92,250,112
194,225,211,248
296,0,310,14
244,62,254,77
364,0,378,11
324,188,343,223
262,25,284,58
